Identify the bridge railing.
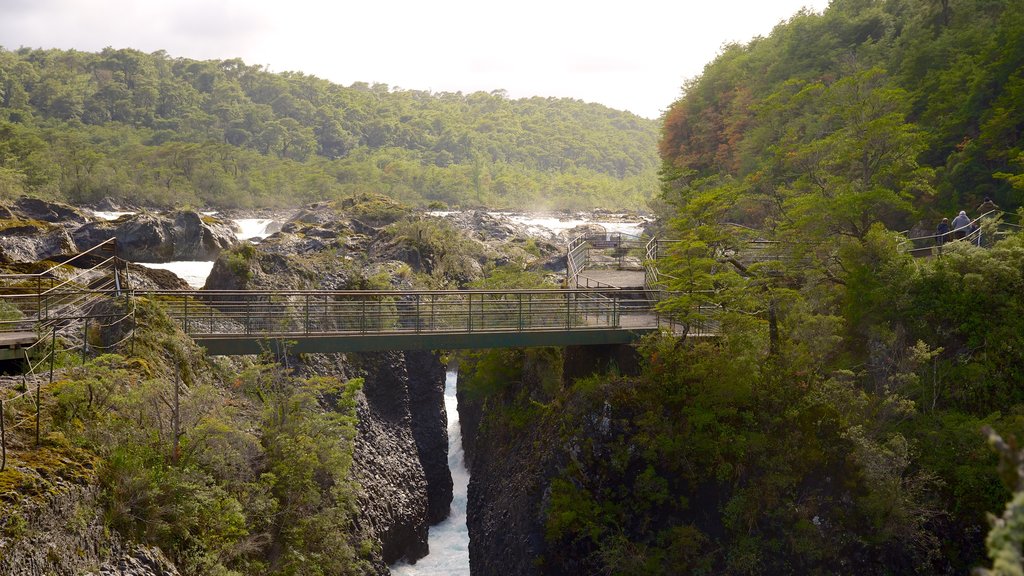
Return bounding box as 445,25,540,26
567,232,649,287
145,289,638,338
0,238,133,456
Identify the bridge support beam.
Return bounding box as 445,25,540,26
562,344,641,386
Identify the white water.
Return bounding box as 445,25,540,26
92,210,134,221
503,213,648,237
233,218,276,241
428,211,648,238
391,370,471,576
136,261,216,289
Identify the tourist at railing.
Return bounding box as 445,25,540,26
935,218,950,249
977,196,999,214
951,210,971,240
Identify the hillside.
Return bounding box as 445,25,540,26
0,47,659,210
659,0,1024,230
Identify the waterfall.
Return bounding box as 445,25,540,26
391,369,471,575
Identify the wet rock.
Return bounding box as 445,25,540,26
125,263,191,290
0,222,76,263
73,211,236,263
12,196,91,228
407,350,453,524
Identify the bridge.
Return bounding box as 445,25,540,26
0,233,703,366
147,288,685,355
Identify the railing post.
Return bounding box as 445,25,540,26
245,298,251,335
304,294,310,335
566,292,571,329
431,294,436,331
518,293,523,331
361,297,366,334
415,294,421,333
528,293,533,328
467,293,473,333
36,277,41,321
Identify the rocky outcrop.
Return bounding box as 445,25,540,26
462,379,558,576
350,352,433,565
406,350,453,524
93,548,180,576
0,221,76,263
73,211,236,263
12,197,91,228
0,485,178,576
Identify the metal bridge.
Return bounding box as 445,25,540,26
148,288,687,355
0,233,702,361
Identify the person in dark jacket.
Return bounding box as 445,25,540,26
935,217,950,248
977,197,999,214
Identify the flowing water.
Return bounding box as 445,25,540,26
391,369,471,576
233,218,276,241
135,261,216,288
96,211,647,292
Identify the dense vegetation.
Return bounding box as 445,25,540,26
659,0,1024,229
0,299,374,575
459,0,1024,573
0,47,658,210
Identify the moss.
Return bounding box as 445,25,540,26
0,434,98,506
0,217,52,234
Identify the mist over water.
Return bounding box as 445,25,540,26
391,369,471,576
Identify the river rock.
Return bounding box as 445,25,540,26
72,211,236,263
12,196,92,228
0,221,77,263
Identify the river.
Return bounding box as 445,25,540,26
97,210,648,289
391,369,471,575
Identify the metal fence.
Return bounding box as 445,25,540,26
146,288,640,338
0,238,133,467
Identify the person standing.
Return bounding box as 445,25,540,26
977,197,999,214
936,217,950,248
952,210,971,240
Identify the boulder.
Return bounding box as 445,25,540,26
73,210,236,263
13,196,91,227
0,221,77,263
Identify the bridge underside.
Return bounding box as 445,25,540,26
192,327,657,356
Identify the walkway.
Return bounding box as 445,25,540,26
149,288,671,355
0,232,708,359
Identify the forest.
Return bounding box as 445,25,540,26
3,0,1024,573
461,0,1024,573
0,46,658,211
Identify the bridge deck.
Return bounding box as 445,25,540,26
146,289,684,355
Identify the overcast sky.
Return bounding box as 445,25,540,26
0,0,831,119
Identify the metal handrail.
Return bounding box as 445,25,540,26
898,210,1019,255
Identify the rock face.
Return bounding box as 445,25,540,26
461,375,557,576
0,221,76,263
350,351,450,566
12,197,91,228
406,350,453,524
0,485,179,576
73,211,236,263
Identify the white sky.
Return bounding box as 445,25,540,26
0,0,830,119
